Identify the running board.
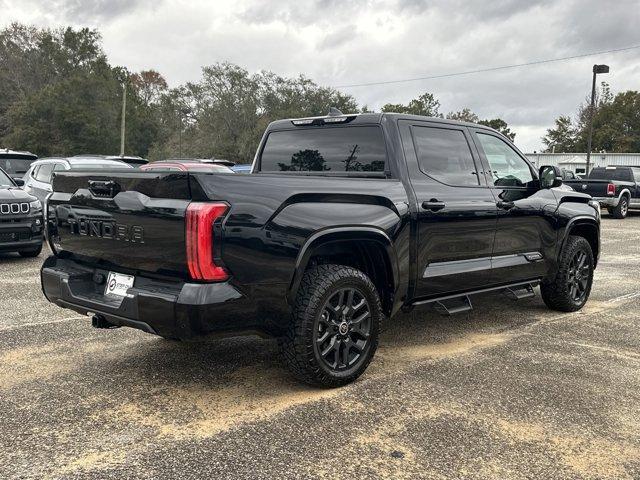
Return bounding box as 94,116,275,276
503,284,535,300
433,295,472,316
409,280,540,316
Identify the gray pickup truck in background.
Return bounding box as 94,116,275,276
565,166,640,219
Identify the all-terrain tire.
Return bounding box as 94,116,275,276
611,195,629,219
279,264,382,387
541,235,594,312
18,245,42,258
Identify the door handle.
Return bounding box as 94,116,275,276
497,201,515,210
422,199,446,212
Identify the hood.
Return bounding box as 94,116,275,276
0,187,37,202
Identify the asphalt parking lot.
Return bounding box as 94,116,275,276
1,213,639,479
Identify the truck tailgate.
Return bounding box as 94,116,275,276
565,179,611,196
48,171,192,278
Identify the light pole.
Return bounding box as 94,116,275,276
120,83,127,157
585,64,609,175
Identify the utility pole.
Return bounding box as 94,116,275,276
120,83,127,157
586,64,609,175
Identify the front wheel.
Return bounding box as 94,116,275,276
279,264,382,387
541,236,594,312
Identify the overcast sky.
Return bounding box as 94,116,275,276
2,0,639,152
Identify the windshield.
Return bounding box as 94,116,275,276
0,169,14,187
1,158,34,175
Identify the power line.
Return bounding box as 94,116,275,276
334,44,640,88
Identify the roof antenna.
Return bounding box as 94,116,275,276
328,107,343,117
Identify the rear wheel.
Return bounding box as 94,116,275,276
279,264,382,387
612,196,629,219
18,245,42,258
541,236,594,312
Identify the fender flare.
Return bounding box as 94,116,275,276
617,188,631,202
559,216,600,266
287,226,400,305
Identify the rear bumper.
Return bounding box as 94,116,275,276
40,256,263,339
592,196,619,207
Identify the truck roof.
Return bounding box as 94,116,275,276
267,112,500,135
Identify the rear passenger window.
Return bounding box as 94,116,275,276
35,164,54,183
260,126,386,173
411,126,479,186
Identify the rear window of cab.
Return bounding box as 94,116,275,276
259,126,386,173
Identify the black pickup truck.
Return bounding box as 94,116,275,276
565,166,640,218
41,112,601,386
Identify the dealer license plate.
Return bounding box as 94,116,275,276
104,272,135,297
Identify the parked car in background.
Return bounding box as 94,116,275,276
231,164,252,173
105,155,148,167
0,166,43,257
561,169,581,180
42,111,600,387
140,159,235,173
71,154,148,168
0,149,38,182
564,166,640,218
23,157,132,203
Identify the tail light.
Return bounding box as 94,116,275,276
607,183,616,196
186,202,229,281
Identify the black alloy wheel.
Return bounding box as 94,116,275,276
541,235,594,312
315,287,372,371
279,264,382,387
566,249,590,303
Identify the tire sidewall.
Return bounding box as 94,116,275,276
562,239,594,309
619,197,629,218
306,270,381,381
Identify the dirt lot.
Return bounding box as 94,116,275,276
1,213,639,479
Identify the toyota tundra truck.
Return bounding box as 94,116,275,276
41,112,600,386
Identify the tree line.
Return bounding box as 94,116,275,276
541,82,640,153
1,24,637,161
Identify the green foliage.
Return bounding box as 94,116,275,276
148,62,358,162
446,108,479,123
542,116,577,152
477,118,516,141
445,108,516,140
542,82,640,153
2,23,525,161
381,92,442,117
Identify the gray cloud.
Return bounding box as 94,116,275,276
1,0,639,151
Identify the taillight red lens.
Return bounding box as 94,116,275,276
607,183,616,196
186,202,229,281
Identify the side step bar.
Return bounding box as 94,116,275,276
410,280,540,316
433,295,472,316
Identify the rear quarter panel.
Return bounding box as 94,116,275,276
190,173,411,327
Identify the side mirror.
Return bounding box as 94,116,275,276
539,165,563,189
14,178,25,187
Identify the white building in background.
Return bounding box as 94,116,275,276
525,153,640,175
